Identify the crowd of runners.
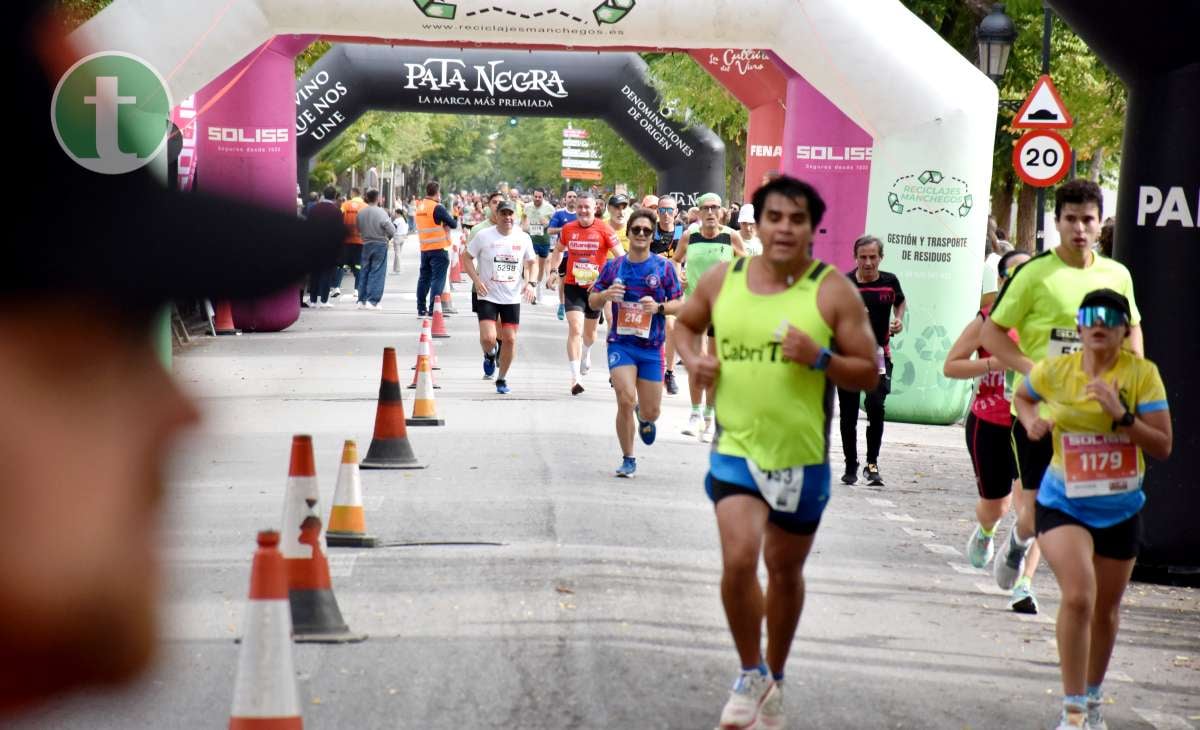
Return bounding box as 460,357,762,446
299,174,1170,730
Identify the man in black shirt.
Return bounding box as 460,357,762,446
649,195,684,395
839,235,906,486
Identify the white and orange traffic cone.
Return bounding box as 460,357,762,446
326,440,378,548
286,514,366,644
279,435,324,563
441,290,457,315
229,530,302,730
408,323,440,390
406,344,444,427
410,318,440,371
430,298,450,339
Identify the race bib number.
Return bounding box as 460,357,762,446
616,302,653,338
494,254,519,283
746,461,807,513
530,224,545,236
1062,432,1139,498
572,261,600,284
1048,328,1082,357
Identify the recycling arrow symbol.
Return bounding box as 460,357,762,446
413,0,457,20
594,0,635,24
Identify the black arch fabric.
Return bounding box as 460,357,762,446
295,45,725,202
1046,1,1200,576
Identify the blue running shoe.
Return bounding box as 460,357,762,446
635,405,656,446
615,456,636,478
495,379,510,395
482,345,498,378
557,303,565,321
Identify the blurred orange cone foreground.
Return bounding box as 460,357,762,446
361,348,425,469
228,531,302,730
326,440,378,548
287,514,366,644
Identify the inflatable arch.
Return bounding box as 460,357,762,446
295,45,725,203
73,0,999,424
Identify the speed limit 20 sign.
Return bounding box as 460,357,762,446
1013,130,1071,187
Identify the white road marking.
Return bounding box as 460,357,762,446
1106,670,1134,683
363,496,385,511
883,512,915,523
328,553,358,578
1132,708,1194,729
865,497,896,508
974,581,1009,596
949,563,987,576
901,527,935,539
924,543,961,557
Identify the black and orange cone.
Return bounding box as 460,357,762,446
286,514,366,644
360,347,425,469
229,531,303,729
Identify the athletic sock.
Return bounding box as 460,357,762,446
582,343,592,363
980,523,996,538
703,406,715,420
1063,694,1088,713
570,360,581,382
1014,575,1031,590
1087,684,1102,702
1012,529,1032,549
691,404,701,415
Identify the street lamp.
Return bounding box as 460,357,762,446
356,133,368,154
976,3,1017,84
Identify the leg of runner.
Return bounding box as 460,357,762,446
963,412,1014,568
1085,554,1135,730
565,310,585,395
663,315,679,395
684,332,705,437
581,317,599,377
862,369,889,485
701,335,718,442
761,522,817,730
1035,523,1134,730
714,495,774,729
837,387,860,484
495,322,517,394
478,317,499,380
611,365,639,476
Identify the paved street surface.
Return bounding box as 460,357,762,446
17,240,1199,729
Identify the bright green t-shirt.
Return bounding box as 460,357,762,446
990,249,1141,404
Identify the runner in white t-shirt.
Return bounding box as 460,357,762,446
462,198,538,395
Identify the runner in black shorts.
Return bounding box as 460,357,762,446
945,251,1039,612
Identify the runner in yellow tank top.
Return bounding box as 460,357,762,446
675,177,879,730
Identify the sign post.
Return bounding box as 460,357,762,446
1012,74,1073,250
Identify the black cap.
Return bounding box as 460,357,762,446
497,199,517,213
608,194,629,206
1079,288,1131,319
11,3,342,310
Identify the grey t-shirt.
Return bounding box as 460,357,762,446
357,205,396,244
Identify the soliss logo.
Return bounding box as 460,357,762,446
207,127,290,143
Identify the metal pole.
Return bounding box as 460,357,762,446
1035,4,1053,252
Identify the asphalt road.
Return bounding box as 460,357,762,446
15,239,1198,729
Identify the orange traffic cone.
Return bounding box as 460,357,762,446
408,324,440,390
229,530,302,730
326,440,378,548
441,290,458,315
280,435,324,564
430,298,450,339
406,345,444,427
360,347,425,469
410,318,441,371
450,246,465,285
215,300,241,336
286,514,366,643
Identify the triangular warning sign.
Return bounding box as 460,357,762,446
1013,75,1073,129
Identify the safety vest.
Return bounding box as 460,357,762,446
415,197,450,252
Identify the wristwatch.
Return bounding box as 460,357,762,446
1113,408,1135,430
656,303,665,316
811,347,833,371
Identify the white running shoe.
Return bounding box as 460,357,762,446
581,351,592,376
757,683,785,730
701,418,716,443
682,413,703,436
718,671,773,730
357,302,367,310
